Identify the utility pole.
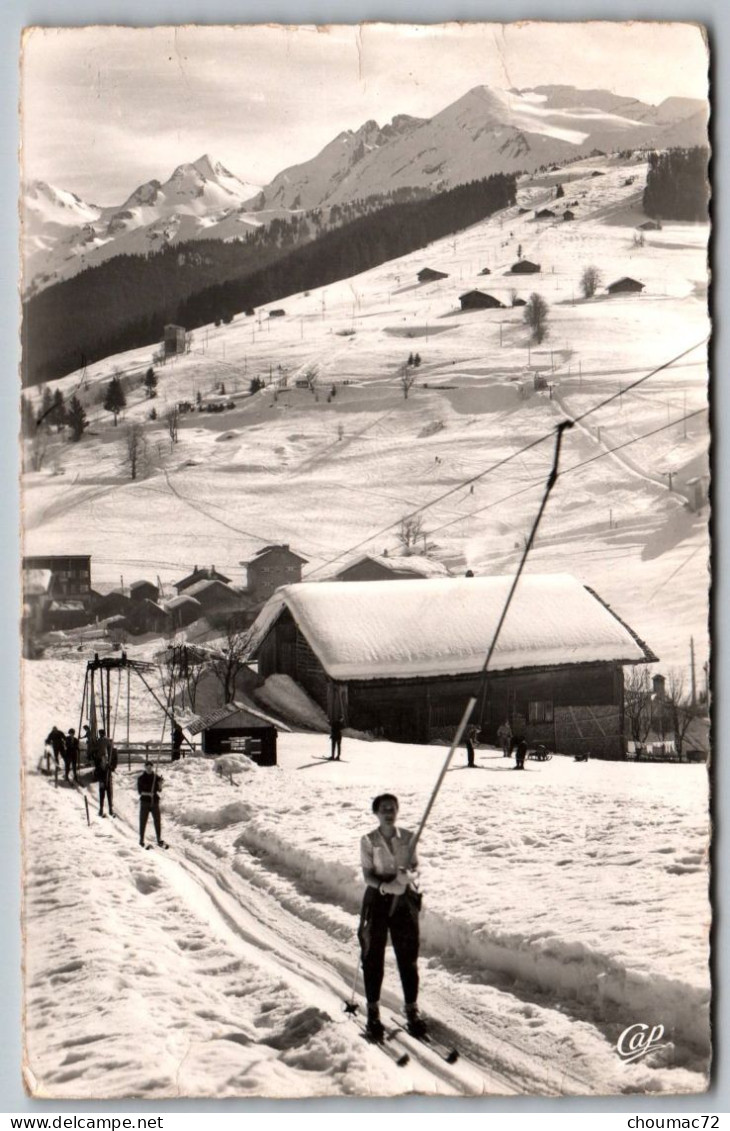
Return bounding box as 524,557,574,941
690,637,697,706
684,391,687,438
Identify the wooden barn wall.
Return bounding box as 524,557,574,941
346,664,626,757
257,613,629,757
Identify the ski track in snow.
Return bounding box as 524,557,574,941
23,660,710,1098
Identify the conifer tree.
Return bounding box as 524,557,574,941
66,395,88,441
104,374,126,426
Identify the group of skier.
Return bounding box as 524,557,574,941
44,725,79,782
45,722,167,848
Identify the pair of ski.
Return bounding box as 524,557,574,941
141,841,169,850
356,1012,458,1066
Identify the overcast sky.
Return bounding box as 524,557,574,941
21,22,709,204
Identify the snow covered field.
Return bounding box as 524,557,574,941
20,153,712,1100
23,157,710,677
23,656,710,1098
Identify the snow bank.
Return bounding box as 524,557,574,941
217,796,710,1056
214,753,258,775
255,674,330,731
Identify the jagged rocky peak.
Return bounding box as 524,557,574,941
122,179,162,208
192,154,235,180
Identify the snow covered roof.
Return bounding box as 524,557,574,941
185,578,240,599
186,698,290,735
247,575,655,681
250,544,308,565
333,553,452,580
164,594,202,611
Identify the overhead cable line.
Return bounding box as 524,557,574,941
427,407,707,538
304,337,707,579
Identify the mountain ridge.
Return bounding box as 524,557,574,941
23,85,708,292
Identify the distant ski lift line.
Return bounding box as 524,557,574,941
304,335,708,580
427,406,707,539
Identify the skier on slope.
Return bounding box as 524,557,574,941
64,728,79,782
45,725,66,769
358,793,427,1041
93,730,117,817
137,760,167,849
329,716,343,761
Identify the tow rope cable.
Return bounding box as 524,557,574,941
392,418,574,908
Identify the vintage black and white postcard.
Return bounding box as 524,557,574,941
20,22,711,1099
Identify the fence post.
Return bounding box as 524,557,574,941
84,796,90,827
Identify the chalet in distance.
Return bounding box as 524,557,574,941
417,268,449,283
333,554,452,583
243,575,657,759
241,544,307,605
459,290,504,311
607,277,645,296
129,579,159,603
164,324,186,356
175,565,231,594
509,260,541,275
23,554,92,602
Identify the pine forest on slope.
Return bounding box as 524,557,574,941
23,173,516,386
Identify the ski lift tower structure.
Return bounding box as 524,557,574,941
77,651,186,765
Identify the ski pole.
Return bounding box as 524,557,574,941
343,955,362,1014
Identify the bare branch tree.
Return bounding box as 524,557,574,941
124,422,147,480
397,515,425,554
624,666,653,745
665,668,700,760
165,405,180,447
210,623,251,704
399,364,417,400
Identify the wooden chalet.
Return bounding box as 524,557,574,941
186,700,289,766
129,579,159,603
417,268,449,283
607,277,645,295
509,260,541,274
562,210,576,221
164,594,202,628
243,576,657,759
534,208,556,219
334,555,451,583
242,544,308,604
459,290,504,311
175,565,231,594
164,324,186,356
184,579,245,617
23,554,91,601
131,599,171,635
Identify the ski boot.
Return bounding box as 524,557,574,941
405,1004,428,1039
365,1004,385,1043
